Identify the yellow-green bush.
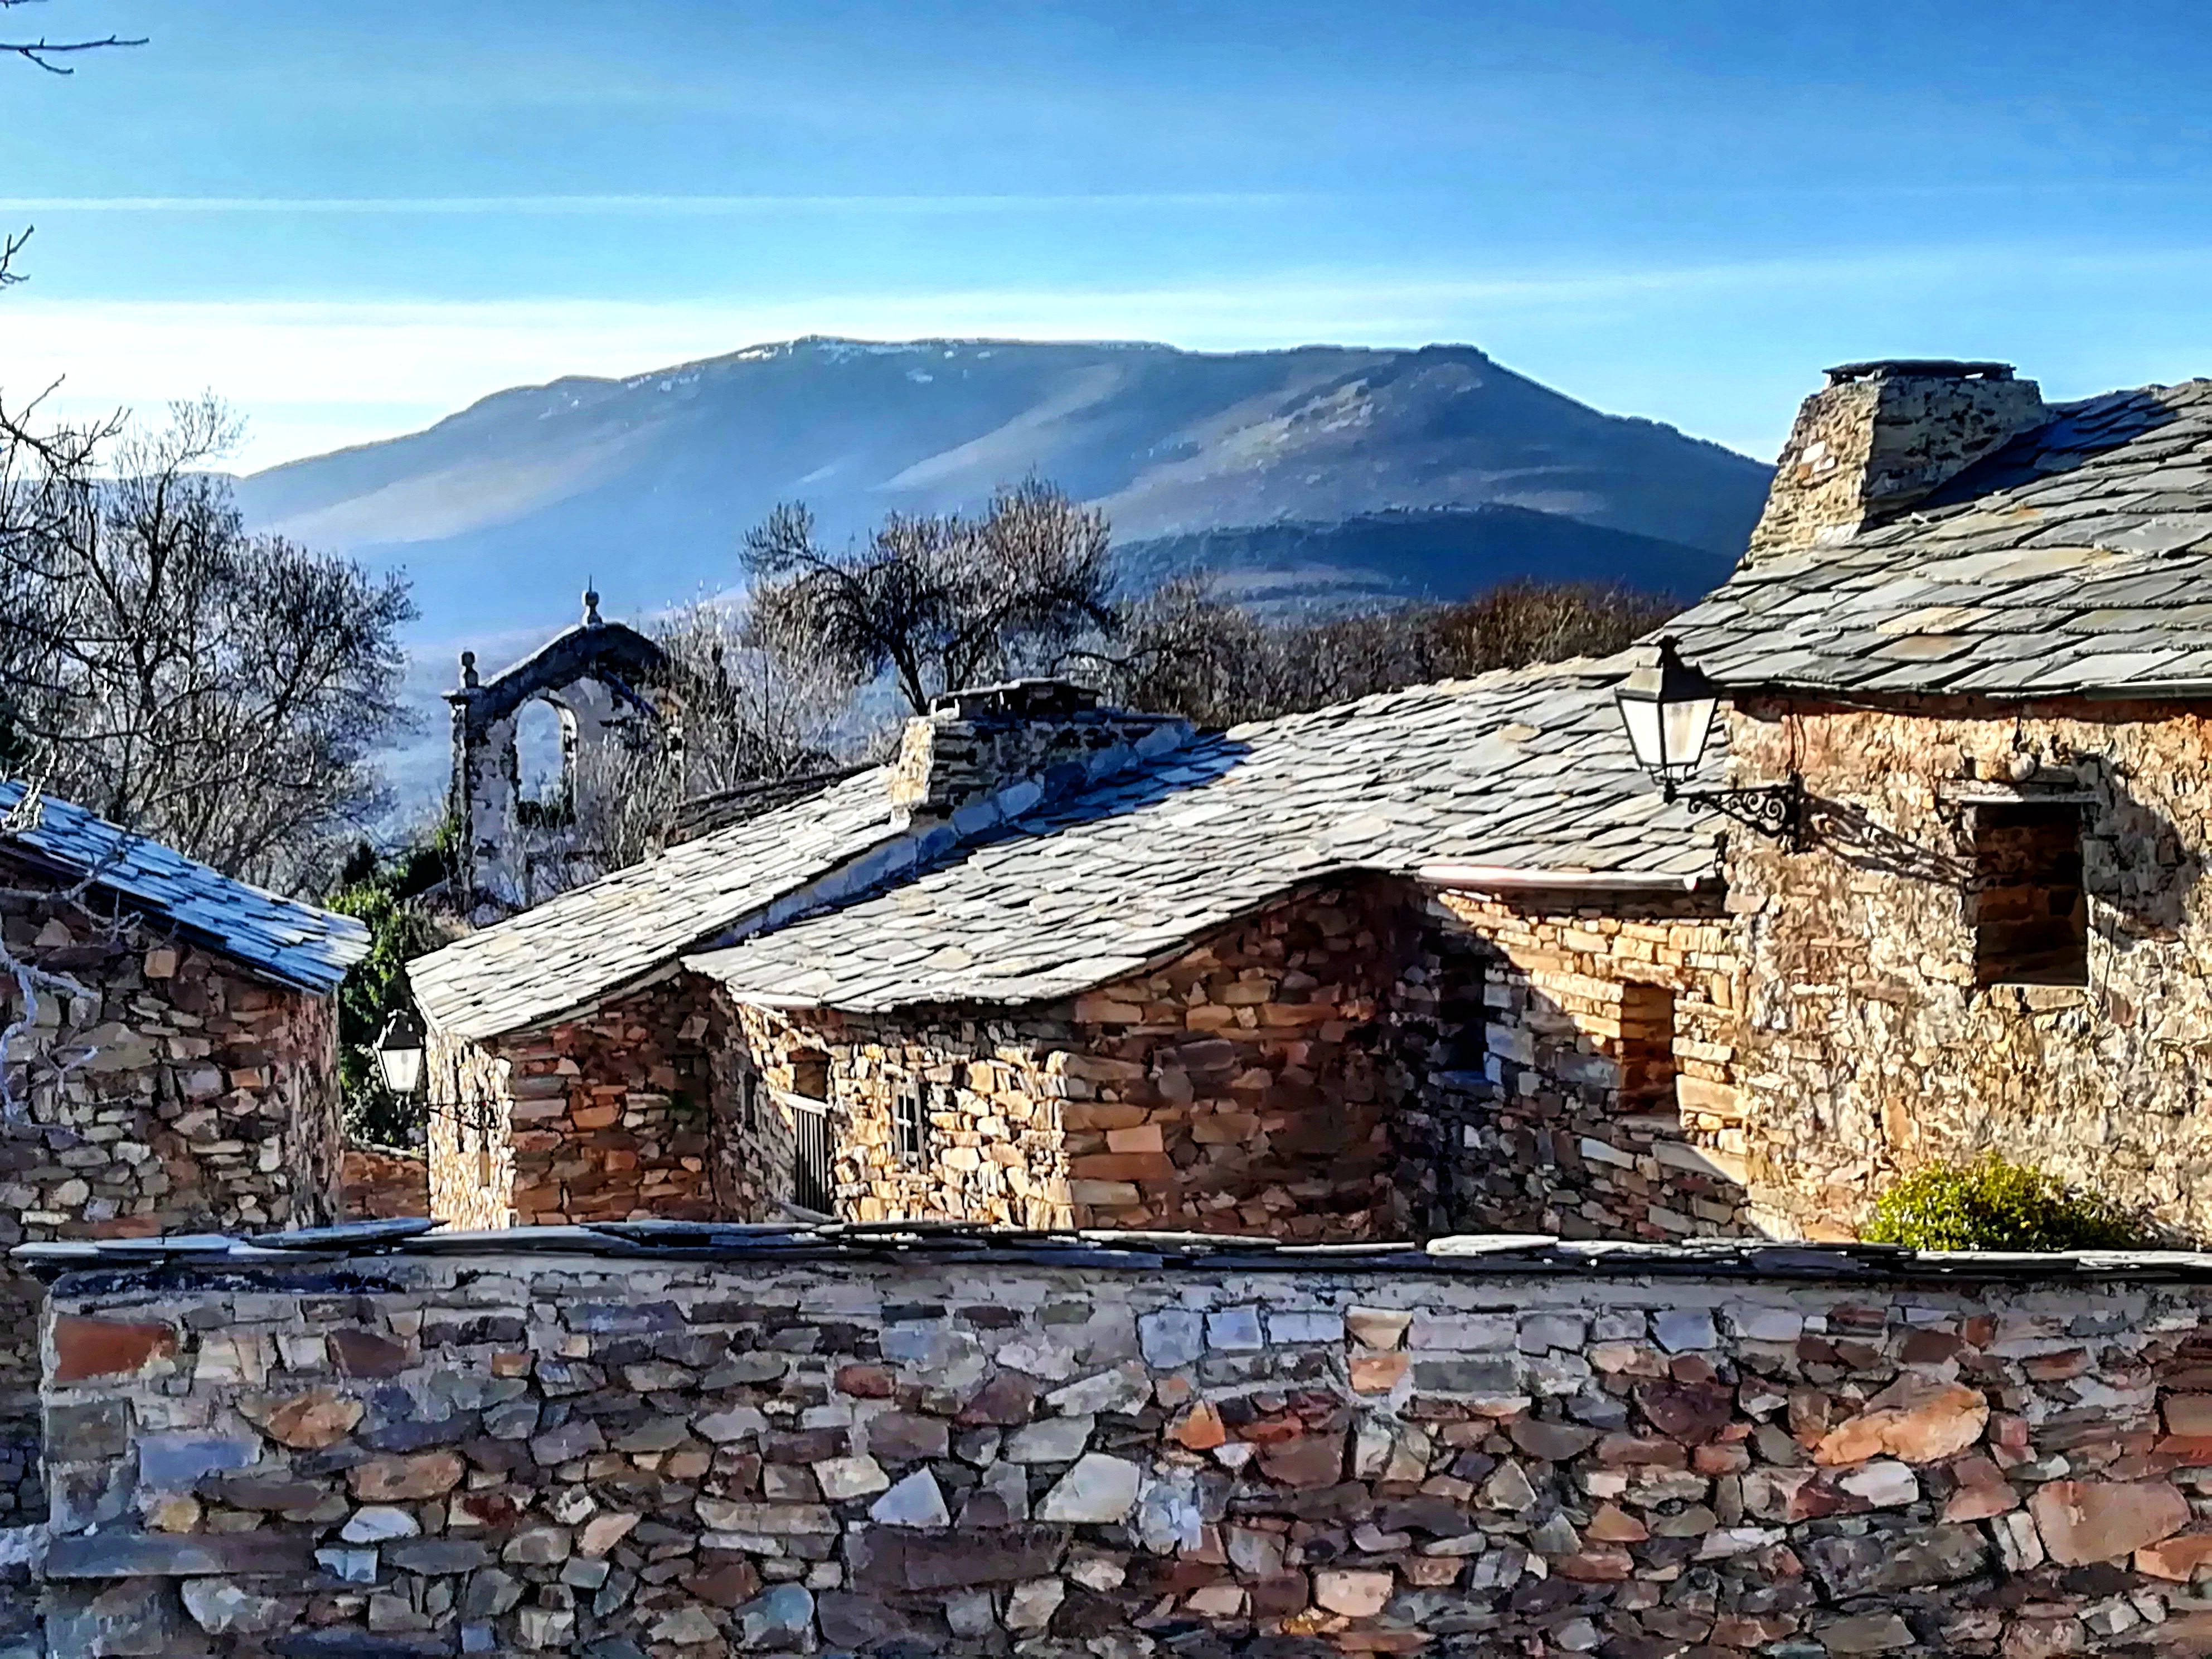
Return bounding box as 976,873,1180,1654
1861,1155,2145,1251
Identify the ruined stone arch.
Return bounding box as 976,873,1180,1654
446,590,672,914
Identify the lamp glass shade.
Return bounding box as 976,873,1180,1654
1614,638,1721,785
373,1011,426,1098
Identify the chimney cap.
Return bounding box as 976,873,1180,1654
928,677,1103,720
1824,358,2015,386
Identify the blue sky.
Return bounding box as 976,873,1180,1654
5,0,2212,468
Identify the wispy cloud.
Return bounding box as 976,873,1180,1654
0,193,1308,216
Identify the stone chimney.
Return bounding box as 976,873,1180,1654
1746,360,2045,562
887,678,1190,828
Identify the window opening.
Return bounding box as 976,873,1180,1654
1973,802,2088,987
893,1079,929,1166
789,1095,835,1214
789,1049,831,1103
1617,982,1679,1118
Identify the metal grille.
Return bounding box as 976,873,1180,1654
789,1097,835,1214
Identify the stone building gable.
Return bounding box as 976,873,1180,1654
1725,693,2212,1240
725,879,1415,1240
427,975,724,1229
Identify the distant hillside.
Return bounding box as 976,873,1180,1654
1113,505,1735,618
232,336,1772,644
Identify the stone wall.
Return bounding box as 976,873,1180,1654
1728,695,2212,1240
39,1240,2212,1657
341,1146,429,1221
1406,890,1754,1240
727,880,1419,1240
467,876,1765,1248
428,978,725,1230
0,872,342,1527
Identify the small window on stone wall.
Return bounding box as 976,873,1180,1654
892,1080,931,1166
1974,803,2088,987
790,1049,831,1103
1617,983,1678,1118
738,1070,760,1130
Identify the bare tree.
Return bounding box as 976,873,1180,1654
1,1,145,285
569,595,855,872
1088,578,1677,728
744,479,1119,715
0,395,416,890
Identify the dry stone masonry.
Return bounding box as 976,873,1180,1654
0,881,346,1531
1413,891,1750,1241
1725,696,2212,1241
428,979,722,1230
36,1235,2212,1657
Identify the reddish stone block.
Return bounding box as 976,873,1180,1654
2137,1531,2212,1582
52,1316,176,1382
329,1329,410,1379
836,1364,896,1399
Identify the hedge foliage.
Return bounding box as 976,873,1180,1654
1861,1154,2146,1252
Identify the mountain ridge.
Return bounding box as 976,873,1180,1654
232,335,1772,647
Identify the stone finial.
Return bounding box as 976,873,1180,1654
583,586,602,627
459,651,479,690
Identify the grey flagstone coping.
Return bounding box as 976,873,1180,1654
1668,379,2212,697
0,782,368,995
683,659,1721,1013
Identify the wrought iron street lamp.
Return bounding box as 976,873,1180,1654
373,1009,426,1098
1615,637,1803,843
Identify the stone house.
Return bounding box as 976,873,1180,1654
1665,359,2212,1240
0,783,366,1521
415,356,2212,1248
409,676,1752,1245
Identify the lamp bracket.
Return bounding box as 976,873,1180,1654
1664,775,1804,848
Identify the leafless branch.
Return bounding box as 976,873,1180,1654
743,479,1119,716
0,394,417,892
0,0,144,74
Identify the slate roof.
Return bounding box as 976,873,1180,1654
409,768,911,1042
683,662,1720,1013
1667,379,2212,696
0,783,368,995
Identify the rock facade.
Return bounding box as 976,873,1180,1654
1404,891,1750,1240
737,879,1417,1239
0,871,342,1527
430,879,1755,1246
341,1146,429,1220
1728,695,2212,1240
39,1246,2212,1657
427,978,723,1229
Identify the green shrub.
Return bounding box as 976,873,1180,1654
326,825,456,1148
1861,1155,2145,1251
